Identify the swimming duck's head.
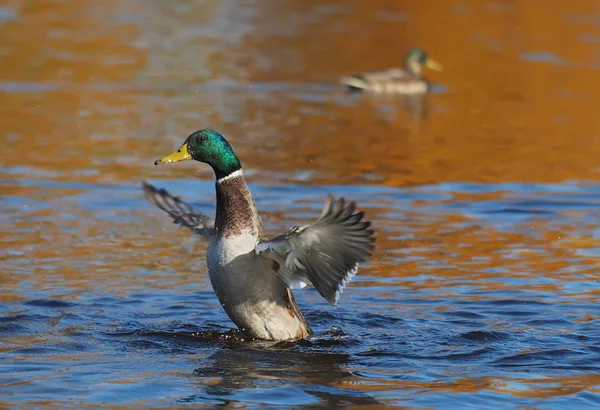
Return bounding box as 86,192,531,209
405,48,442,75
154,129,242,179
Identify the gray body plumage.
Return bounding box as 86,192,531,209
143,171,375,341
340,67,429,94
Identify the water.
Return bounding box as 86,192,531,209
2,0,600,407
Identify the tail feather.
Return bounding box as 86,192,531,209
339,75,367,91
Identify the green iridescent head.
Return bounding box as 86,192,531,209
405,48,442,73
154,129,242,179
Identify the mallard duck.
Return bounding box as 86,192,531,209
143,129,375,341
340,47,442,94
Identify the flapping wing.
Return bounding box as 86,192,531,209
256,195,375,306
142,182,214,238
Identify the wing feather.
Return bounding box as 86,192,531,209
256,194,375,305
142,182,214,238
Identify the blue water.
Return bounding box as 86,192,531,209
2,177,600,407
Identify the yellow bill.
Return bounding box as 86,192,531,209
154,143,192,166
425,59,443,71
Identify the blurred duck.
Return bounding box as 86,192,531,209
340,48,442,94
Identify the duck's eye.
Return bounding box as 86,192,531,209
199,135,208,142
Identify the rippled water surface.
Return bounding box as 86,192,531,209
2,0,600,408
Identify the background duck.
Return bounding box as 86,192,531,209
340,47,442,94
143,129,375,341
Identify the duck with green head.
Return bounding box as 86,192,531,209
143,130,375,341
340,47,442,94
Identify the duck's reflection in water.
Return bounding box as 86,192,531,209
177,332,379,407
356,92,429,134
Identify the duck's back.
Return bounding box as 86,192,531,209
341,67,428,94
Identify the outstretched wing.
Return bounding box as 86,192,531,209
142,182,214,238
256,195,375,306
